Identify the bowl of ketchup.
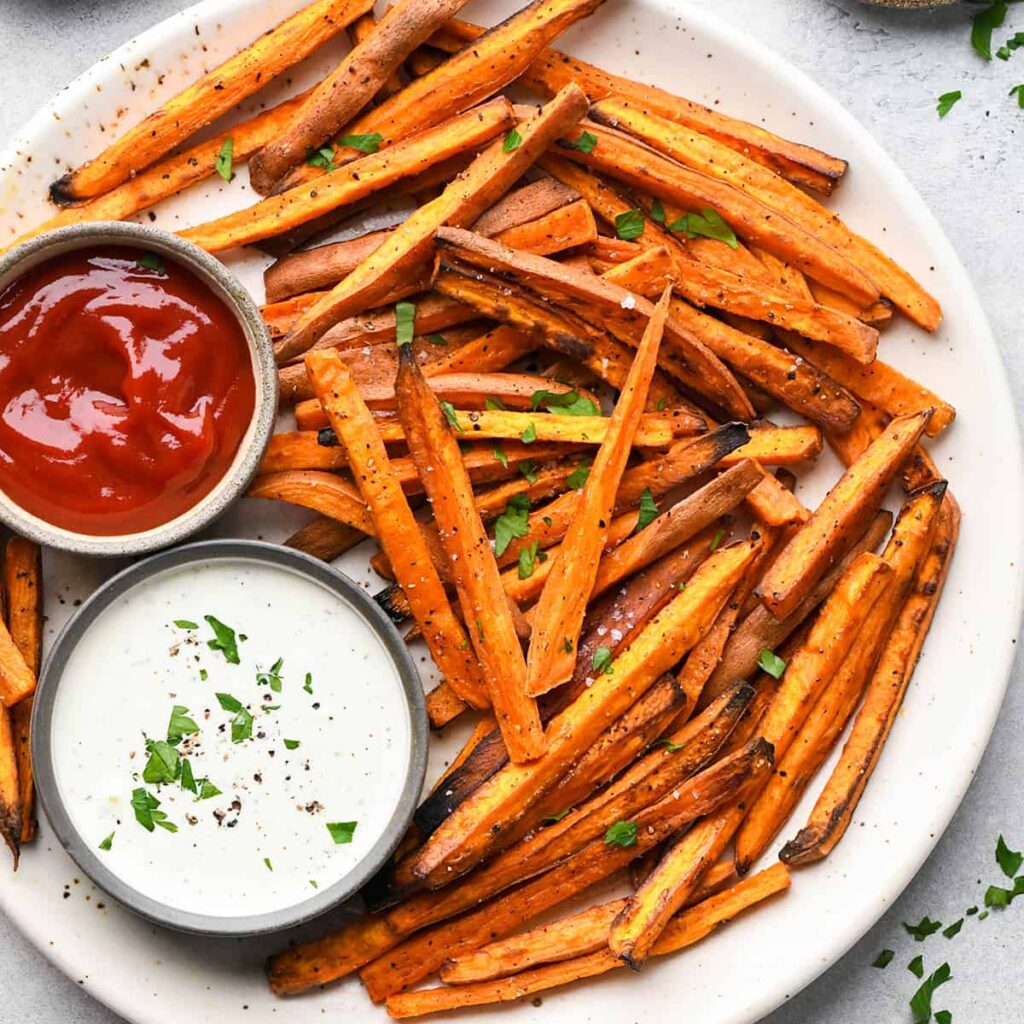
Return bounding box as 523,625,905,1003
0,222,276,555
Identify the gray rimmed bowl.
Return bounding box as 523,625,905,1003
31,539,428,937
0,222,276,557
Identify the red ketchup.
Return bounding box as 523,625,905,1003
0,247,255,536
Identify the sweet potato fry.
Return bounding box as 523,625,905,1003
425,326,538,376
50,0,373,204
809,281,893,327
589,98,939,330
781,492,959,866
284,515,366,562
734,482,946,872
557,120,878,306
703,509,893,703
276,85,589,360
247,470,375,535
5,537,41,843
526,286,670,695
404,540,758,887
395,344,544,761
385,864,789,1016
304,351,488,707
0,618,34,710
785,337,955,437
426,684,469,729
249,0,471,193
493,198,597,255
759,409,931,619
473,178,577,236
717,423,822,468
1,91,313,256
364,739,772,999
265,231,396,303
350,12,405,99
437,17,845,193
435,226,754,420
181,98,513,255
0,708,19,864
745,471,811,528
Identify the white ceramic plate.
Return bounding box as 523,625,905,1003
1,1,1022,1022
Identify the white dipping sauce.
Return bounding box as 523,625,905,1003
50,558,412,920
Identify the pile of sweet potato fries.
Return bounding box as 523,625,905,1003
4,0,961,1016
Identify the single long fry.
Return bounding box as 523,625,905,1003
0,619,34,711
526,286,670,695
5,537,41,843
405,540,758,887
759,410,931,619
734,482,946,872
395,344,544,761
276,85,589,360
473,178,578,235
0,710,19,864
51,0,372,203
590,98,940,330
781,492,959,866
247,470,375,534
249,0,471,193
181,98,513,255
558,120,878,306
304,351,488,707
436,17,845,192
435,226,754,420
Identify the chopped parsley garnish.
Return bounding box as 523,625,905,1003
309,879,318,889
634,488,659,533
656,396,668,411
136,251,164,273
231,707,254,744
1010,83,1024,107
568,130,597,153
650,197,666,223
264,857,273,871
909,962,951,1024
476,617,485,642
567,461,591,489
131,787,176,833
306,145,337,170
604,820,637,848
257,657,284,693
428,332,447,346
541,809,570,824
935,1012,953,1024
179,757,196,793
908,954,925,978
942,918,963,939
174,619,199,630
615,208,645,241
592,646,613,675
757,648,787,679
484,396,506,410
669,207,739,249
216,692,243,713
710,527,725,551
326,821,358,845
198,779,221,800
997,30,1024,60
214,136,234,182
530,388,598,416
656,738,684,753
936,90,962,118
872,949,895,969
166,704,199,745
439,400,463,432
199,668,208,681
204,615,240,664
562,637,573,654
502,127,522,152
904,915,943,942
98,831,115,852
494,493,530,556
284,739,300,750
493,445,509,469
395,301,416,347
142,738,181,786
519,459,538,484
543,516,553,528
996,834,1022,878
971,1,1007,61
303,673,314,694
517,540,546,580
340,132,383,154
521,422,537,444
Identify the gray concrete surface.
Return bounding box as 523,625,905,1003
1,0,1022,1020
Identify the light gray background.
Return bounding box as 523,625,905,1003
1,0,1022,1020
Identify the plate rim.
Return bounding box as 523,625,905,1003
1,1,1022,1022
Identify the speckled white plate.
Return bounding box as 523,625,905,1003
0,1,1022,1023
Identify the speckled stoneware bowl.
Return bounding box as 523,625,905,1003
0,222,276,557
31,540,428,937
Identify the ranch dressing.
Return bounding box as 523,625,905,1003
49,558,412,920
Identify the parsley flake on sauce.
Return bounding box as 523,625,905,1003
167,704,199,745
142,738,181,786
327,821,358,845
284,739,301,750
257,657,285,694
303,673,314,695
173,619,199,630
205,615,240,664
98,831,115,852
132,787,176,833
231,707,254,744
